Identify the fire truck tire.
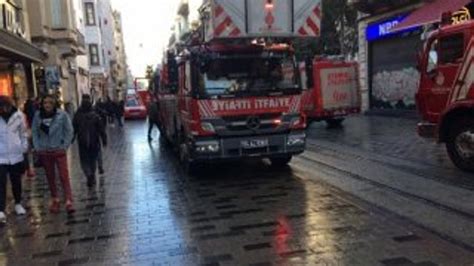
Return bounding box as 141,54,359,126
326,118,344,128
446,117,474,173
270,156,292,167
158,129,171,147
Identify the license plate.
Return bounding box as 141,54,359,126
241,139,268,149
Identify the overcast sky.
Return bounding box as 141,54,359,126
111,0,202,77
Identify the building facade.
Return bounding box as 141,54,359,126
83,0,107,100
112,10,128,100
73,0,90,98
27,0,87,110
83,0,121,101
0,0,44,106
98,0,117,100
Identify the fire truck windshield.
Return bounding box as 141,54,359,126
199,55,299,98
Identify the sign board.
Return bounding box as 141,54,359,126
451,3,474,25
45,66,60,90
366,14,418,42
320,66,359,109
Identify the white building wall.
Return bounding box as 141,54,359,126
83,0,106,76
97,0,116,97
73,0,90,97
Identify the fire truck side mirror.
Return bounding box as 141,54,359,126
440,12,453,26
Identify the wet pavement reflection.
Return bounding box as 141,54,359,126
0,121,473,265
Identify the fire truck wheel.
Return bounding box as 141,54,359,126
159,133,171,147
179,137,199,174
446,117,474,173
270,156,293,167
326,118,344,128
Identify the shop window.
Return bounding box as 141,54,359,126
0,72,13,96
438,33,464,64
89,44,99,66
85,2,96,26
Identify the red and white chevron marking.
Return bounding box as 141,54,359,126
452,39,474,102
298,4,321,37
199,101,216,118
213,4,242,38
289,95,302,113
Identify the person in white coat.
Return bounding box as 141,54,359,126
0,96,28,224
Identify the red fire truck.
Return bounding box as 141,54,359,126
300,58,360,127
158,0,322,172
134,77,152,109
416,16,474,172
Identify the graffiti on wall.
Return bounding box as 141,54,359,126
372,67,420,109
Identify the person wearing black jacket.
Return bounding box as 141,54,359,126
73,95,107,188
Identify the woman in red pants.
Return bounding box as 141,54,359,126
31,95,75,214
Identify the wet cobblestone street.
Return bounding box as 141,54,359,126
0,118,473,265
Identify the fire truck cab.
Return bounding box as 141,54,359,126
417,18,474,172
158,42,306,172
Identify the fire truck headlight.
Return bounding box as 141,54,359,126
201,122,216,133
287,134,306,146
195,141,220,153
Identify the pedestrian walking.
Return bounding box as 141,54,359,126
105,97,115,125
95,98,108,127
116,100,124,128
94,99,107,174
147,97,160,141
73,95,107,188
32,95,75,214
0,96,28,224
23,98,37,177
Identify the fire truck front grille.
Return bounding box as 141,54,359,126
222,114,281,132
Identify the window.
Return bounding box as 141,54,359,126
185,62,192,95
198,55,299,97
51,0,63,28
426,40,438,73
85,3,96,26
89,44,99,66
439,34,464,64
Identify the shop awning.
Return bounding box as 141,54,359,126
0,29,44,63
394,0,472,31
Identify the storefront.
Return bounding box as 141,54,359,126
356,0,473,115
366,15,422,111
0,0,44,104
